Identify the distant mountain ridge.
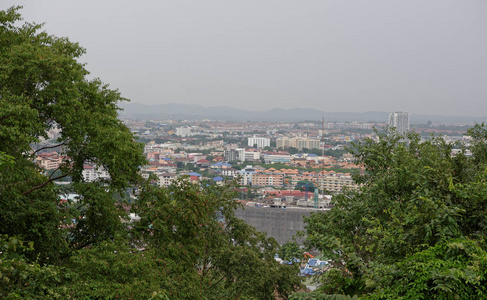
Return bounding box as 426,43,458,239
119,102,487,124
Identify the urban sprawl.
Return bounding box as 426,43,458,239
34,112,473,209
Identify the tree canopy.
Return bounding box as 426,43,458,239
0,7,301,299
304,127,487,299
0,5,146,263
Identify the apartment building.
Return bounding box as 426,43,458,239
82,165,110,182
224,148,245,162
176,127,192,137
320,175,359,193
244,151,261,162
276,137,320,150
247,135,270,148
236,165,257,185
35,152,63,170
158,172,177,187
251,172,284,187
388,112,410,136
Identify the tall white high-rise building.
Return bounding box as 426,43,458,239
388,112,410,136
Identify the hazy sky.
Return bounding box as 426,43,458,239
3,1,487,116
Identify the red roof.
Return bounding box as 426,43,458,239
264,190,307,197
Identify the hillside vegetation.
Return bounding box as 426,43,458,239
304,127,487,299
0,7,300,299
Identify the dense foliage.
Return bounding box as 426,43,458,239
0,7,301,299
305,127,487,299
0,5,146,263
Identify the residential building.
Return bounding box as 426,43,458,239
221,168,238,177
248,135,270,148
237,165,257,186
146,151,160,161
276,137,320,150
36,152,63,170
188,153,206,162
252,172,284,187
210,162,232,169
321,174,359,193
176,127,192,137
224,149,239,162
224,148,245,162
244,151,260,162
236,148,246,162
388,112,410,136
82,165,110,182
158,172,177,187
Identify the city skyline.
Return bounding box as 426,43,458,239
5,1,486,117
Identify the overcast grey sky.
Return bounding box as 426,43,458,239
3,1,487,116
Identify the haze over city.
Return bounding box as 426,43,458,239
6,0,486,117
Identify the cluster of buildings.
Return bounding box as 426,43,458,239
31,121,367,195
35,112,472,199
231,165,359,192
34,151,111,183
125,118,385,151
136,141,362,194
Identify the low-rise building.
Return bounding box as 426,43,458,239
237,165,257,185
158,172,177,187
320,174,359,193
82,165,110,182
252,172,284,187
36,152,64,170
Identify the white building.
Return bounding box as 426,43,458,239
158,172,177,187
236,148,246,162
221,168,238,177
176,127,192,137
82,165,110,182
263,154,291,164
388,112,410,136
248,135,270,149
225,148,246,162
244,151,261,161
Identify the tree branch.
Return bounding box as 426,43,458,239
32,141,67,155
21,173,69,196
208,275,226,289
48,165,63,179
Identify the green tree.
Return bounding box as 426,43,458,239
0,6,145,261
279,241,303,262
288,147,299,154
304,127,487,298
136,179,302,299
0,7,303,299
